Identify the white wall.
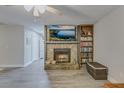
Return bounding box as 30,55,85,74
0,25,41,67
24,29,32,66
24,27,41,66
94,6,124,83
40,37,44,59
31,32,40,61
0,25,24,67
40,26,44,59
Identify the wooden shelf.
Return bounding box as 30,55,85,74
78,25,93,64
81,57,93,59
80,46,93,47
80,52,93,53
80,41,93,42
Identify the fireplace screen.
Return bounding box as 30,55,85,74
54,48,70,63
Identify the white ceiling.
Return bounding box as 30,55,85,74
0,5,120,27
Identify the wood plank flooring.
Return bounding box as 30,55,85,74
104,83,124,88
0,59,108,88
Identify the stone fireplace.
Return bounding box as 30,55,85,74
54,48,70,63
45,43,79,70
44,25,80,70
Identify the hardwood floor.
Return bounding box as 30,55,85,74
46,65,108,88
104,83,124,88
0,59,108,88
0,59,51,88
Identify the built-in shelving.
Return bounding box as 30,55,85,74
78,25,93,64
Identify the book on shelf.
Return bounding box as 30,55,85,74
80,37,92,41
83,53,88,57
80,42,92,47
81,59,88,63
81,47,93,52
88,53,93,57
81,58,93,63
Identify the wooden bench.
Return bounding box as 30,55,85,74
86,62,108,80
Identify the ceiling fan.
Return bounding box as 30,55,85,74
24,5,63,17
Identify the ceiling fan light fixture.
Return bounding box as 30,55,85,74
24,5,33,12
37,5,47,14
33,7,39,17
24,5,62,17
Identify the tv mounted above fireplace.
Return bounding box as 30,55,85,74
47,25,76,41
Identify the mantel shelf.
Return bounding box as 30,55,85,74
46,41,79,44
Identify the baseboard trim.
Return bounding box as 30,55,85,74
0,59,40,68
24,60,33,67
108,76,118,83
0,61,33,68
0,65,24,68
24,59,40,67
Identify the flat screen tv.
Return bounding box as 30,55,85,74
48,25,76,41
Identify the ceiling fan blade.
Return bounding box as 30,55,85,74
46,6,63,16
24,5,34,12
37,5,47,14
33,7,39,16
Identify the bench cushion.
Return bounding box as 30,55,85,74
87,62,107,69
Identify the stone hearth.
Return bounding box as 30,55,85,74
45,63,79,70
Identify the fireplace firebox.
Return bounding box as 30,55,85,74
54,48,70,63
